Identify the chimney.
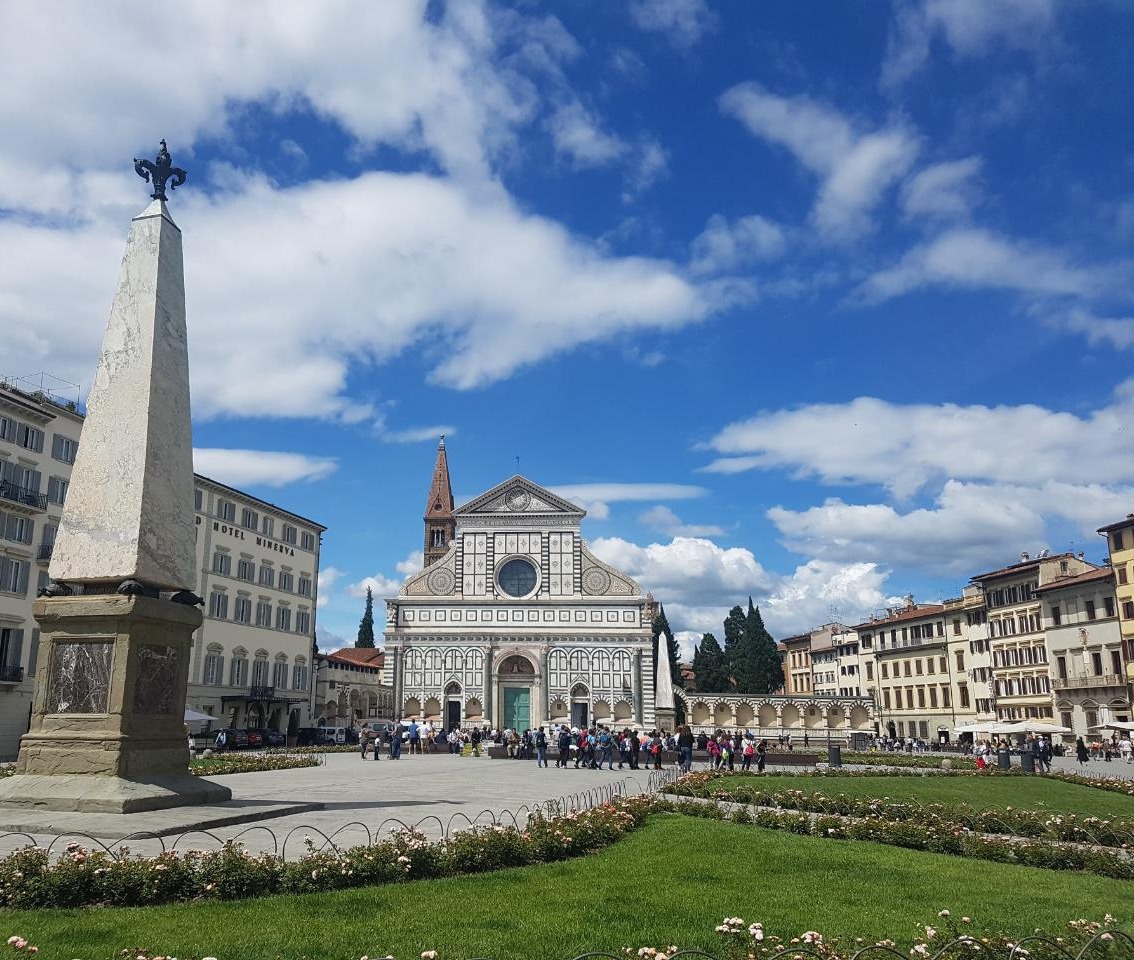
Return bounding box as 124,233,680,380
1020,551,1029,562
1078,552,1084,560
904,594,915,609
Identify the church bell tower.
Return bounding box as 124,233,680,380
423,435,456,568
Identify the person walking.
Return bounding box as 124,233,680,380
214,729,227,753
360,723,370,759
390,719,404,759
470,725,482,757
756,739,767,773
557,726,570,768
407,720,420,755
628,729,640,770
1076,736,1090,766
598,726,615,770
534,726,548,767
677,725,694,774
741,737,754,771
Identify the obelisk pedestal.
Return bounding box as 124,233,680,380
0,142,230,813
2,596,229,812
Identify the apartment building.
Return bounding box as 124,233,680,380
832,626,865,697
0,377,326,758
1036,567,1128,736
942,586,995,725
781,633,813,695
0,379,84,759
971,552,1095,722
191,476,325,734
314,648,394,728
811,632,838,697
1099,515,1134,680
856,602,943,742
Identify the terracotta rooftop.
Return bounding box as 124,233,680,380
323,648,385,668
1033,567,1115,594
1098,514,1134,535
851,604,945,632
969,552,1076,583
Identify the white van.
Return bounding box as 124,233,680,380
321,726,356,745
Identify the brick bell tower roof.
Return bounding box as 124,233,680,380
424,435,454,520
423,435,456,568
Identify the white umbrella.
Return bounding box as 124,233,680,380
1011,720,1071,734
184,706,215,724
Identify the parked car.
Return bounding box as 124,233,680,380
256,728,286,747
243,729,264,749
296,727,337,747
213,728,249,750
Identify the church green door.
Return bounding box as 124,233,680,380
503,687,531,731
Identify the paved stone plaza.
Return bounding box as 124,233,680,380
0,752,656,852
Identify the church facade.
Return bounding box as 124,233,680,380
384,447,658,732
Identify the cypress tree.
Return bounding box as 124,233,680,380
356,585,376,648
746,597,783,693
692,632,729,692
722,604,747,689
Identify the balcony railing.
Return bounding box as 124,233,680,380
0,481,47,511
36,543,53,561
250,685,275,701
1052,673,1126,691
0,665,24,683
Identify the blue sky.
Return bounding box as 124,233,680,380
2,1,1132,657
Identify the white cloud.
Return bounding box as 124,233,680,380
373,415,458,444
396,551,425,576
553,482,707,520
547,101,628,167
590,535,892,640
317,566,344,609
882,0,1058,89
702,383,1134,498
639,505,725,537
689,214,786,275
900,156,983,220
719,83,919,239
1061,309,1134,350
761,560,893,636
192,448,338,487
628,0,717,50
768,479,1132,578
851,227,1106,304
1,171,710,420
347,550,424,601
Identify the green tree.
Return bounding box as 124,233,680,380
745,597,783,693
722,604,747,689
652,604,685,724
356,586,375,648
692,632,729,692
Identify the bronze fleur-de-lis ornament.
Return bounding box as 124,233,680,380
133,139,187,201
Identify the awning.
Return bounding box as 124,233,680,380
184,706,216,724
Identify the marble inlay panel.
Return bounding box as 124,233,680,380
133,643,178,714
47,640,113,714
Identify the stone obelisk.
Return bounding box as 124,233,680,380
654,631,677,733
0,142,231,813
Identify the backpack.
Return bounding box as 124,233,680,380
744,742,755,757
535,730,546,748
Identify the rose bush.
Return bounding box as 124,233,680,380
0,797,660,909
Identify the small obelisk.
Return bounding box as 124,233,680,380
0,142,231,813
654,629,677,734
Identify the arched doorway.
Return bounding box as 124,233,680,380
498,654,536,731
444,681,462,730
570,682,590,730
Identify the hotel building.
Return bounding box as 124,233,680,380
0,377,325,758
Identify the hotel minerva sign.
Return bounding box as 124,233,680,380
196,516,297,557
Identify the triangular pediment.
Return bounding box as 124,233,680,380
454,475,587,520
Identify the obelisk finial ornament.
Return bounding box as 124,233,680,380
133,139,187,201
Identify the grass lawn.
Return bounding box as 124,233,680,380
711,774,1134,819
7,815,1133,960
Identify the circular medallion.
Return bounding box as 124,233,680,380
582,567,611,595
426,567,456,595
504,488,531,511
